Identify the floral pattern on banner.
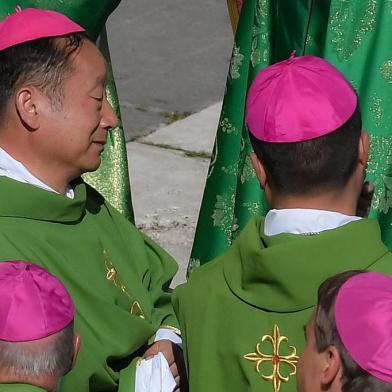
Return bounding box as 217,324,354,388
230,44,245,79
329,0,377,60
368,135,392,215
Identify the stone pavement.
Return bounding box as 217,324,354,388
107,0,233,140
127,102,221,286
107,1,232,285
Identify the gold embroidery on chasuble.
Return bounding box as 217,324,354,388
103,250,145,319
244,324,299,392
160,324,182,336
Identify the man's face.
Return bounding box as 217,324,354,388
297,312,325,392
37,39,118,179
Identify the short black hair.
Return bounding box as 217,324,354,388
0,33,86,123
249,104,362,195
315,271,392,392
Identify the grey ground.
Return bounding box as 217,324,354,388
106,2,233,285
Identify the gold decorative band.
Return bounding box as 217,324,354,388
227,0,240,35
160,324,182,336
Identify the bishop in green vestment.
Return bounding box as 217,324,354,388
173,56,392,392
174,217,392,392
0,0,133,220
0,178,178,391
0,9,181,392
190,0,392,268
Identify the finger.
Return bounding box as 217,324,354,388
174,376,180,386
362,182,374,199
160,346,175,365
364,181,374,193
142,347,159,359
170,362,179,378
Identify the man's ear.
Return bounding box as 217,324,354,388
15,87,42,131
320,345,342,388
250,152,268,190
71,332,82,369
358,131,369,170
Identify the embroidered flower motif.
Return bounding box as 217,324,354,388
367,135,392,214
187,258,201,276
212,191,238,243
244,325,299,392
330,0,377,60
251,0,271,68
220,117,239,135
230,44,245,79
381,60,392,84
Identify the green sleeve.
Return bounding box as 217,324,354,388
107,202,180,331
118,358,138,392
141,232,179,330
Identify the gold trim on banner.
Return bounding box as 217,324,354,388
227,0,240,34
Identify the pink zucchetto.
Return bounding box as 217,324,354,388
335,272,392,384
0,261,74,342
0,7,85,52
245,53,358,143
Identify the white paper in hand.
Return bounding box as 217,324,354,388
135,352,176,392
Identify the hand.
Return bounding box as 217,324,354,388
143,340,188,391
357,181,374,217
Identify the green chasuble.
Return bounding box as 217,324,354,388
0,385,46,392
0,1,133,220
190,0,392,268
0,177,178,392
174,217,392,392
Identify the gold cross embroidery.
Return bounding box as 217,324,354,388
103,250,145,319
244,324,299,392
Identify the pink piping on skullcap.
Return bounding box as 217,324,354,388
0,6,85,52
0,260,74,342
245,53,358,142
335,272,392,383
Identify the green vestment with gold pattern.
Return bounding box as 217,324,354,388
0,0,133,220
0,177,178,392
190,0,392,268
175,217,392,392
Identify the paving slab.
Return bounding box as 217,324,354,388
139,102,221,156
127,142,210,286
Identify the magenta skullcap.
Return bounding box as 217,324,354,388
245,53,358,142
335,272,392,383
0,261,74,342
0,6,85,52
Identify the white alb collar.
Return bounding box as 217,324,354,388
0,147,74,199
264,208,361,236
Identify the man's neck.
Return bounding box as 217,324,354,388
0,145,73,195
0,373,57,391
270,192,358,216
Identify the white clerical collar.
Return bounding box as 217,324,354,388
264,208,361,236
0,147,74,199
